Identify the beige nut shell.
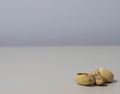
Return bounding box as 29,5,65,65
75,72,95,86
94,74,105,85
99,67,114,82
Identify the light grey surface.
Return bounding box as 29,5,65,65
0,46,120,94
0,0,120,46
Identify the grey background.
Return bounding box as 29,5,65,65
0,46,119,94
0,0,120,46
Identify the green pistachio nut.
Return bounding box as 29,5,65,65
75,72,95,86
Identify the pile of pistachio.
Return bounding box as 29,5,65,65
75,67,114,86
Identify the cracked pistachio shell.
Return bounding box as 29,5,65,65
75,72,95,86
92,70,105,85
99,67,114,83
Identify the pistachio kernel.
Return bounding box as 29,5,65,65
92,70,105,85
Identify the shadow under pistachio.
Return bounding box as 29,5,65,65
108,80,118,84
97,80,118,87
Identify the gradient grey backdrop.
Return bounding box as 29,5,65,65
0,0,120,46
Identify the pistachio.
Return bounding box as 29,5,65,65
75,67,114,86
92,70,105,85
75,72,95,86
98,67,114,83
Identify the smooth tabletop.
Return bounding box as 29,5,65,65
0,46,120,94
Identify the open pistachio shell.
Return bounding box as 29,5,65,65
75,72,95,86
92,70,105,85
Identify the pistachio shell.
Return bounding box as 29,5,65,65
75,72,95,86
95,78,105,85
92,70,105,85
99,67,114,82
75,67,114,86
